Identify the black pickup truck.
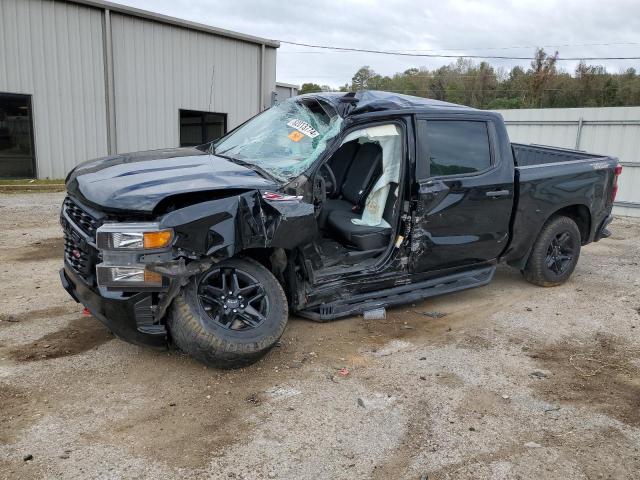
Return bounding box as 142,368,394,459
60,91,621,368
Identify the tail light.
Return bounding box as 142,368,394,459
611,164,622,202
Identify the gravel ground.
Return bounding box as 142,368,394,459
0,192,639,480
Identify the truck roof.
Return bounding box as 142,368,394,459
303,90,475,117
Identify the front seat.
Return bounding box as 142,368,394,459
327,183,398,251
327,140,360,198
320,142,383,224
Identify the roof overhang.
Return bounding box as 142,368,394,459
276,82,299,89
66,0,280,48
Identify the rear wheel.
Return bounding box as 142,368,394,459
168,257,288,369
523,216,581,287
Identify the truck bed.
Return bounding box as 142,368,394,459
512,143,602,167
503,143,618,269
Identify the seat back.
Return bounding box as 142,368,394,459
382,182,399,223
328,140,360,198
341,142,383,207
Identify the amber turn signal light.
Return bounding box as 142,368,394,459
143,230,173,249
143,268,163,284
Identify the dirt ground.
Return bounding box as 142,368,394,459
0,192,639,480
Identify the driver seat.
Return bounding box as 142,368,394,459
327,182,398,251
320,142,383,225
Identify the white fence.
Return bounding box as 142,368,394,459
494,107,640,217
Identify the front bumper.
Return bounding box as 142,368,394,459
60,265,168,349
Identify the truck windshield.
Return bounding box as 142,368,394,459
212,97,342,182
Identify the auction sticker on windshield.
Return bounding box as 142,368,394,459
287,119,320,138
288,130,304,142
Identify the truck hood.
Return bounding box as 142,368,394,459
65,147,278,213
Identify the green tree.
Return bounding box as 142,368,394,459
351,66,377,90
529,48,558,107
299,83,322,94
301,50,640,109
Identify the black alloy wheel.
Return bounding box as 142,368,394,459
522,215,582,287
545,231,576,276
197,267,269,331
168,257,289,369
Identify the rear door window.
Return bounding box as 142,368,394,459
424,121,491,176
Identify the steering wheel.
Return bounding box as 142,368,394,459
319,163,337,197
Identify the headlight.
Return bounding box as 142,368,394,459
96,223,173,250
96,265,163,288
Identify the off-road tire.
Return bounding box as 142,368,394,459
523,215,581,287
168,257,288,369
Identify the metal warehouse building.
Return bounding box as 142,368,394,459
0,0,279,179
275,82,299,103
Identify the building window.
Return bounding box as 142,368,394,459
179,110,227,147
0,93,36,178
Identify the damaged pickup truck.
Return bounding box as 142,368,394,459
60,91,621,368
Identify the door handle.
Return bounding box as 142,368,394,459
485,190,510,198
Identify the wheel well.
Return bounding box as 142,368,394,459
241,247,301,309
551,205,591,244
241,248,290,285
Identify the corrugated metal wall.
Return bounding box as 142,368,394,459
262,47,277,109
0,0,108,179
111,13,272,153
0,0,277,178
275,83,298,103
495,107,640,217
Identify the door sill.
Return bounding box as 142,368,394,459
298,265,496,322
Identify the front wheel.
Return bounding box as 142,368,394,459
168,257,288,369
522,215,581,287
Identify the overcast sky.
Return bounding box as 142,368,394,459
115,0,640,88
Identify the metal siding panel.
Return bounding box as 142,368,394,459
0,0,108,178
495,106,640,216
112,14,266,151
263,47,277,108
613,204,640,217
617,165,639,204
276,85,295,101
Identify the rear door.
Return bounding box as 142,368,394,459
409,114,514,273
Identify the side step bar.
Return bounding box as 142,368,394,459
298,266,496,322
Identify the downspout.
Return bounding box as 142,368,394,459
102,9,117,155
259,44,266,111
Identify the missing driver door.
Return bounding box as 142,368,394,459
310,119,411,286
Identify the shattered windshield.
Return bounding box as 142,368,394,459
212,97,342,181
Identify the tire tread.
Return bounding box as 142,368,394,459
523,215,581,287
168,257,288,369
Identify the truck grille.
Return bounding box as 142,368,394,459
63,234,94,278
61,197,102,283
63,197,100,239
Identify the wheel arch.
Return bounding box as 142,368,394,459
507,203,591,270
549,204,591,245
239,247,301,308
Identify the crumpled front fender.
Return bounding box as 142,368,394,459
159,191,317,259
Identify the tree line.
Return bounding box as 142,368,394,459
299,49,640,109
